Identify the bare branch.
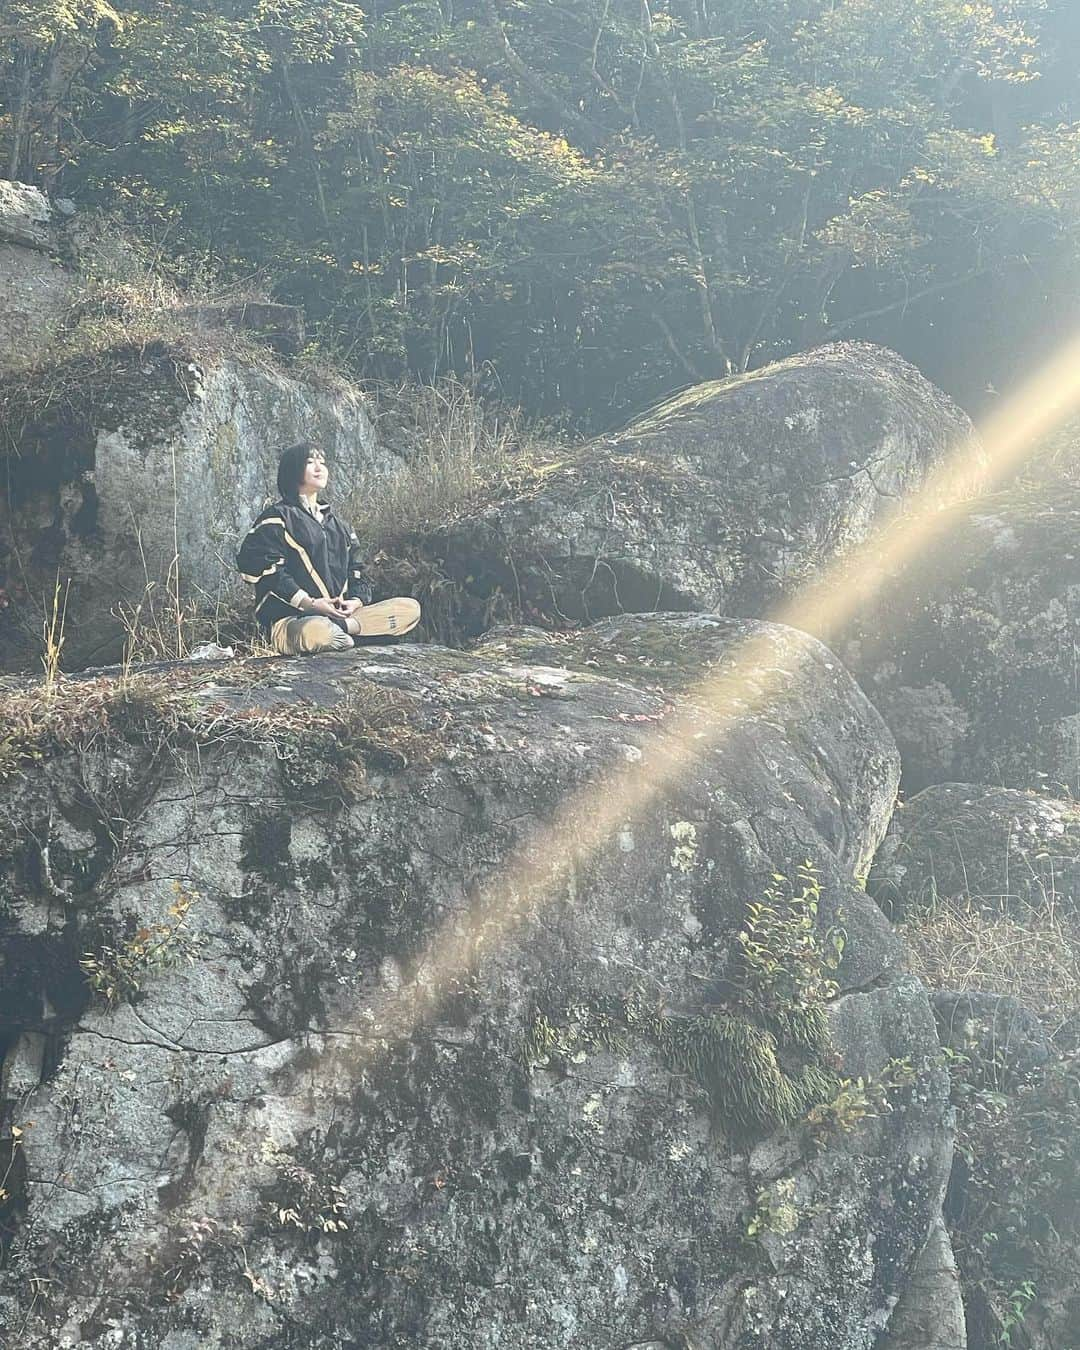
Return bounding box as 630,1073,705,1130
652,310,707,382
481,0,604,150
823,268,991,338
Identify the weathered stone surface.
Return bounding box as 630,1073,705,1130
0,343,391,671
0,243,70,364
842,471,1080,793
0,181,56,251
0,616,950,1349
474,614,901,892
374,342,979,639
878,1216,966,1350
0,182,71,371
868,783,1080,920
869,775,1079,1350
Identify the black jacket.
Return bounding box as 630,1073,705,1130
236,497,374,631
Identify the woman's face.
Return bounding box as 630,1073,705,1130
300,448,328,496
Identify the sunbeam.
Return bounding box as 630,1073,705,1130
319,330,1080,1072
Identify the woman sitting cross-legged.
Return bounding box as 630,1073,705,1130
237,441,421,655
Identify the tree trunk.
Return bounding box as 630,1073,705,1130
7,42,33,181
39,39,66,190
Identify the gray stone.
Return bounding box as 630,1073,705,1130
878,1216,966,1350
841,474,1080,793
0,615,950,1349
0,181,71,371
0,346,392,670
373,342,980,639
868,783,1080,920
0,1030,45,1101
0,181,56,251
0,241,71,367
865,683,970,788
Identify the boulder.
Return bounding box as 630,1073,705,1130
841,470,1080,793
930,990,1050,1086
0,181,57,251
878,1216,966,1350
0,342,392,671
0,181,71,369
0,615,951,1349
868,778,1079,1350
868,783,1080,921
373,343,979,639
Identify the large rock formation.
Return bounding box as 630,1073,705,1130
878,1216,966,1350
0,181,72,367
0,615,952,1348
0,342,392,671
841,468,1080,794
868,783,1080,921
869,779,1080,1350
374,342,980,640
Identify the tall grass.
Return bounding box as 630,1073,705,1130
353,378,562,547
905,896,1080,1038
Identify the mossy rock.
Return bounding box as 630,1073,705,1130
843,446,1080,792
869,782,1080,920
369,342,977,643
0,617,945,1349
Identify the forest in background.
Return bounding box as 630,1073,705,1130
2,1,1080,427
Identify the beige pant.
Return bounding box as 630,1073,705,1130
269,616,352,655
270,598,422,654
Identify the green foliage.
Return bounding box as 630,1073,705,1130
526,864,854,1140
802,1058,917,1145
907,850,1080,1348
3,1,1080,421
271,1159,349,1237
745,1176,799,1242
80,881,199,1007
999,1280,1037,1346
657,1009,839,1139
735,862,845,1054
945,1041,1080,1348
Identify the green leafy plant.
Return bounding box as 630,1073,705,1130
803,1059,917,1144
269,1160,349,1237
1000,1280,1036,1345
738,864,843,1003
735,862,846,1054
80,882,199,1008
745,1177,800,1242
526,863,851,1139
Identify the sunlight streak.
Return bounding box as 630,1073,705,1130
328,331,1080,1068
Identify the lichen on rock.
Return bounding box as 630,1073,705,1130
369,342,980,643
0,616,949,1348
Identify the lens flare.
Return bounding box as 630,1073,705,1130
323,333,1080,1068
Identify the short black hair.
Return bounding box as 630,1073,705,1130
276,440,320,500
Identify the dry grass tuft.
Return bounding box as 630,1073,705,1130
354,377,564,547
905,897,1080,1036
0,659,450,789
43,226,278,377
